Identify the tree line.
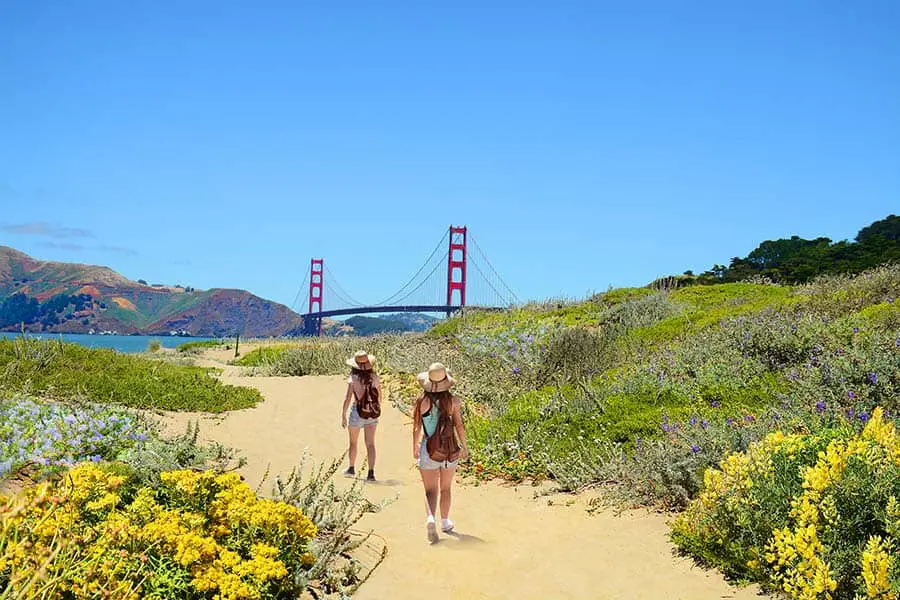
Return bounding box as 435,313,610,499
678,214,899,285
0,293,96,329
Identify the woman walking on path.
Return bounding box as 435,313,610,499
341,350,382,481
412,362,469,543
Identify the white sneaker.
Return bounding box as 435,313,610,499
426,517,439,543
441,518,454,533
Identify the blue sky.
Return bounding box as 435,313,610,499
1,1,898,309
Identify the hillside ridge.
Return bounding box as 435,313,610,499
0,246,302,337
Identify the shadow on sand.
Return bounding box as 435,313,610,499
363,478,405,487
439,530,487,547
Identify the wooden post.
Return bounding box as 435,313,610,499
234,334,240,358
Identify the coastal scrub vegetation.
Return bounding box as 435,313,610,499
0,337,260,412
0,395,382,599
176,339,231,354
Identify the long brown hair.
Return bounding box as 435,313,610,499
351,367,375,384
415,390,454,431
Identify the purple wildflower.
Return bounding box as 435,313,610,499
744,414,756,423
815,400,826,414
711,401,720,409
853,327,860,334
661,423,671,433
868,373,877,384
700,419,709,429
689,416,698,427
858,411,869,424
847,390,856,399
846,407,855,420
690,444,701,454
727,417,735,426
91,455,102,463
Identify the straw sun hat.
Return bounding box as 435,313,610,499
417,362,455,393
346,350,375,370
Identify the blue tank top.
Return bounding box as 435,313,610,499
422,404,440,438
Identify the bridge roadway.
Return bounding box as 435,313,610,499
298,305,503,335
304,305,461,320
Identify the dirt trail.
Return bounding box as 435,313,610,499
160,374,762,600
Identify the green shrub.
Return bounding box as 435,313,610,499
671,409,900,599
234,345,292,367
0,338,261,412
147,339,162,353
796,264,900,316
176,339,228,353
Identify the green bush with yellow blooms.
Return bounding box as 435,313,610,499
672,407,899,600
0,464,318,599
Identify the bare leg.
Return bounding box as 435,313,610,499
364,424,377,474
439,466,457,520
347,427,361,470
420,468,440,518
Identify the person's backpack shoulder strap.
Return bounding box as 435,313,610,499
350,373,367,402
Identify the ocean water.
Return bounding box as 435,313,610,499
0,332,216,353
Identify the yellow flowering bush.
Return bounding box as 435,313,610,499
672,428,836,580
673,407,899,599
0,464,318,599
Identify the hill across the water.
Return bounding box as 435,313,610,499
0,246,302,337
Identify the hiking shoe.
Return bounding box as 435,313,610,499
441,518,455,533
366,470,376,482
426,519,439,543
343,466,355,477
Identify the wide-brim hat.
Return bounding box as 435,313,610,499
417,362,455,393
346,350,376,370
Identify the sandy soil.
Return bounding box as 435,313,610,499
159,373,763,600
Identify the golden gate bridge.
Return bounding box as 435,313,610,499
290,226,519,335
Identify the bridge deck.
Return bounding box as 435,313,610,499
301,305,462,319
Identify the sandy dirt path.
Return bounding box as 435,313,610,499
160,374,762,600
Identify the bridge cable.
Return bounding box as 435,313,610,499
470,234,521,305
290,271,310,312
386,258,446,306
373,229,450,306
324,266,366,308
323,281,364,311
468,257,511,307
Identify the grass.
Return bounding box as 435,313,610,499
234,344,292,366
175,338,230,353
0,337,261,412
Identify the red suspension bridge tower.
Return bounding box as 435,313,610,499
447,226,467,307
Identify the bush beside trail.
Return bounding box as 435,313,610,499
671,408,899,600
0,337,261,412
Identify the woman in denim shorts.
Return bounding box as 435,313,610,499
412,362,469,542
341,351,382,481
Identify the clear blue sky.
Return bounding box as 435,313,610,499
1,1,898,309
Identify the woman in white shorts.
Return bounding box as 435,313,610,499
341,351,382,481
412,362,469,542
